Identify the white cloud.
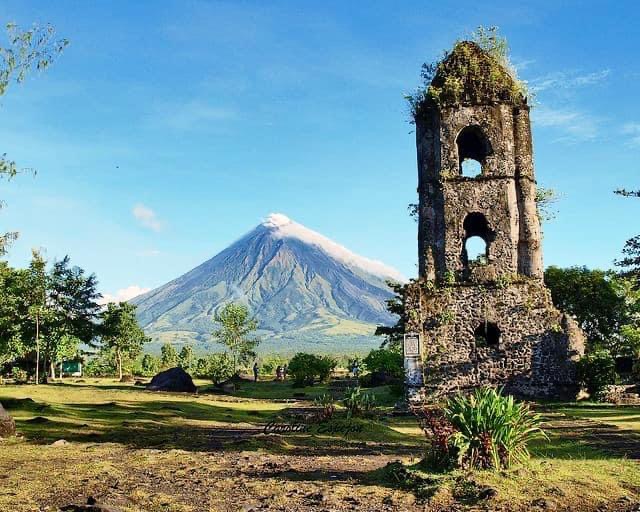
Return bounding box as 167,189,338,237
99,285,151,305
132,204,163,232
160,100,237,131
533,106,598,142
530,69,610,93
622,123,640,147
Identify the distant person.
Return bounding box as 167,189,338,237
253,362,259,382
276,365,283,381
352,362,360,378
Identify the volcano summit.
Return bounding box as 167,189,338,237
132,214,403,353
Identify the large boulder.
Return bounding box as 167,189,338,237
146,367,197,393
0,402,16,438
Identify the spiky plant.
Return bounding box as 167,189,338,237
444,387,546,470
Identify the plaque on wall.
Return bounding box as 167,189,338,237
403,332,420,357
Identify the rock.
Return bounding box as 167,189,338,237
51,439,70,446
60,496,122,511
146,367,197,393
478,487,497,500
0,402,16,438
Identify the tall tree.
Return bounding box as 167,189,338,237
178,345,195,373
45,256,101,377
0,262,29,365
100,302,149,380
25,250,48,384
212,303,260,375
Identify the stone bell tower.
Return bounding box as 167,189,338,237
404,42,584,400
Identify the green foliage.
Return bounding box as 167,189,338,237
374,280,409,351
362,348,403,380
614,188,640,277
0,23,67,255
313,393,336,420
160,343,179,368
544,266,631,350
535,187,559,224
139,354,160,377
287,353,337,386
99,302,149,379
84,353,116,377
178,345,195,372
194,353,234,385
343,387,377,418
212,302,260,374
420,387,546,470
11,366,27,384
576,350,617,400
406,27,528,120
259,354,287,376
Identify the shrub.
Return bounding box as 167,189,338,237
288,353,337,386
416,387,546,470
576,350,617,400
195,353,235,385
260,355,287,376
343,387,376,418
11,367,28,384
313,393,336,420
84,354,116,377
362,348,403,383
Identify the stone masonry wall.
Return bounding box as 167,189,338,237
405,278,585,399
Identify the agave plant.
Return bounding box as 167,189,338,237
343,387,376,418
313,393,336,420
444,387,546,470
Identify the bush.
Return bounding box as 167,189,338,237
11,367,28,384
416,387,546,470
362,348,403,385
194,353,235,385
288,353,337,386
84,354,116,377
259,355,287,376
576,350,617,400
343,387,376,418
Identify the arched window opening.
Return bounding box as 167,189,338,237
462,212,492,267
465,236,487,265
474,322,500,347
456,125,492,176
461,158,482,178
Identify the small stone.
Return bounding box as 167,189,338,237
51,439,70,446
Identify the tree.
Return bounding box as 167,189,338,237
45,256,101,378
0,23,68,256
194,353,234,385
211,303,260,375
0,262,29,365
178,345,195,373
374,280,408,351
140,353,160,377
614,189,640,278
544,266,629,349
25,249,48,384
160,343,179,368
100,302,149,380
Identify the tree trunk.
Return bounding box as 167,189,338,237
35,313,40,385
117,350,123,381
60,361,63,381
50,360,56,381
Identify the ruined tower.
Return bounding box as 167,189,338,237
404,42,584,400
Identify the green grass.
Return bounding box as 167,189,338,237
2,381,640,511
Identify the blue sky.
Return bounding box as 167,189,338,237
0,0,638,300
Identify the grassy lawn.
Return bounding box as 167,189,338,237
0,381,639,511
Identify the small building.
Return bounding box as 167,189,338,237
62,359,83,377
